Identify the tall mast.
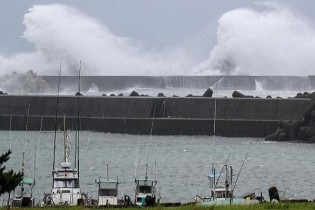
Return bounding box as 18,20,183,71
53,63,62,170
76,61,81,178
21,101,30,196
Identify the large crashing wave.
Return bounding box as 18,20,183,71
0,4,192,76
0,70,49,93
195,2,315,75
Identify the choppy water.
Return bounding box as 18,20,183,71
1,130,315,205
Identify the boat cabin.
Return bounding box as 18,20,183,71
135,178,157,206
95,178,119,206
11,177,35,207
196,164,259,206
50,162,82,206
210,188,233,200
208,172,232,200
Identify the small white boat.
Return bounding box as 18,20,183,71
195,164,258,206
48,162,82,206
95,165,119,206
134,164,158,207
11,177,35,207
43,123,83,206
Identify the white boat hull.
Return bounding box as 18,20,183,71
135,193,155,206
197,197,259,206
98,196,118,206
51,188,81,206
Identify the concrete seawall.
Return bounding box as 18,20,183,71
0,95,311,137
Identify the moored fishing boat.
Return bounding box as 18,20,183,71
43,126,83,206
134,164,158,207
11,174,35,207
11,103,36,207
195,164,258,206
95,165,119,206
43,64,87,206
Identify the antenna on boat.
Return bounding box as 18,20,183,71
145,163,148,181
53,62,62,171
154,159,157,180
106,164,109,181
21,152,25,196
9,115,12,151
33,116,43,196
24,101,31,150
150,105,157,135
134,132,140,179
213,98,217,136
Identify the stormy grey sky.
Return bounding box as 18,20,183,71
0,0,315,75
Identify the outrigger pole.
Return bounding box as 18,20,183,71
232,153,249,194
230,166,233,204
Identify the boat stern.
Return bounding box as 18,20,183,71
98,196,118,206
51,188,81,206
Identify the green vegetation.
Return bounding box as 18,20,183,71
2,203,315,210
0,150,24,205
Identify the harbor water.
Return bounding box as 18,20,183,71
1,130,315,205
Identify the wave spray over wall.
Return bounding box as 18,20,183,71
195,2,315,75
0,4,192,76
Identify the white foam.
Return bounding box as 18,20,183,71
0,4,194,76
195,2,315,75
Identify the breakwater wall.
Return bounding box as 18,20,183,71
0,95,311,137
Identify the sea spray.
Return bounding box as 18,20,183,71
0,4,194,76
195,2,315,76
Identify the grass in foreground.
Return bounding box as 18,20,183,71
2,203,315,210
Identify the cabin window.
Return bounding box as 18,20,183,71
138,180,154,186
216,191,224,198
54,180,65,188
54,179,79,188
139,186,152,193
212,190,231,198
99,189,117,196
100,182,117,189
62,190,71,193
136,197,143,203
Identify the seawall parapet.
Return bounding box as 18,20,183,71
0,95,311,137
